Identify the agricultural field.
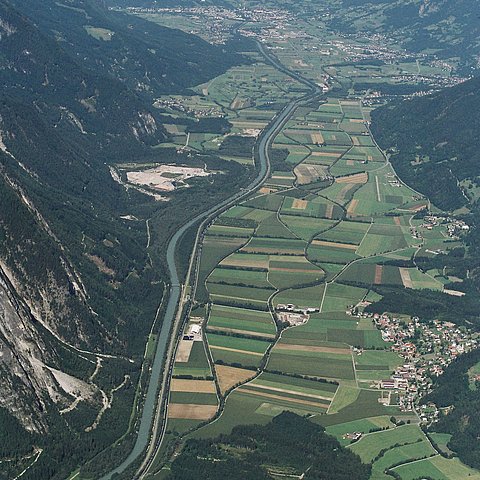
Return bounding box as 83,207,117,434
173,340,212,379
392,455,480,480
184,85,447,475
133,9,479,480
267,342,356,380
207,332,272,370
207,304,276,338
349,424,426,463
281,196,344,220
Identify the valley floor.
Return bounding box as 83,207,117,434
105,5,479,480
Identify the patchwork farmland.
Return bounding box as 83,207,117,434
165,89,473,477
153,92,470,480
136,11,478,480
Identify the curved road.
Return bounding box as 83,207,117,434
100,42,320,480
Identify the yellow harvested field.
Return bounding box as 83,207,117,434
269,267,318,273
347,199,359,215
231,120,267,129
325,204,334,219
239,388,330,409
349,119,364,123
168,404,217,420
176,340,194,363
312,240,358,250
242,246,303,255
336,184,356,203
230,97,241,109
310,132,325,144
259,187,276,194
311,151,342,158
346,159,355,165
292,199,308,210
276,343,351,354
270,255,308,263
335,173,368,184
215,365,256,394
374,265,383,285
394,216,401,226
252,383,333,401
399,268,413,288
271,174,294,179
294,164,327,185
171,379,217,394
221,257,269,269
210,345,264,357
352,137,360,146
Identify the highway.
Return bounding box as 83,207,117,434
99,42,320,480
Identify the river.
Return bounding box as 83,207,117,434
99,41,319,480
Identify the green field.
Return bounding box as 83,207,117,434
208,283,274,307
208,267,271,288
326,415,395,445
307,242,361,264
273,283,325,309
267,347,355,380
196,236,248,302
208,304,276,337
349,424,425,463
318,220,370,245
207,224,255,238
242,236,306,255
280,214,335,240
169,391,218,405
173,341,211,379
321,283,368,313
328,385,360,414
392,455,480,480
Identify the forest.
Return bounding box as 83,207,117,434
371,76,480,212
167,412,371,480
423,349,480,469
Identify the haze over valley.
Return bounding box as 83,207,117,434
1,1,479,479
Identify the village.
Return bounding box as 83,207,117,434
421,214,470,238
358,310,480,425
153,97,224,118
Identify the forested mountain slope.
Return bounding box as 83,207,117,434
368,77,480,317
0,0,244,478
8,0,242,97
168,412,371,480
331,0,480,73
371,73,480,473
371,76,480,212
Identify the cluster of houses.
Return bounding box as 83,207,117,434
153,97,223,118
422,214,470,239
275,304,319,326
386,173,401,187
410,213,471,244
345,304,375,318
373,313,479,419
